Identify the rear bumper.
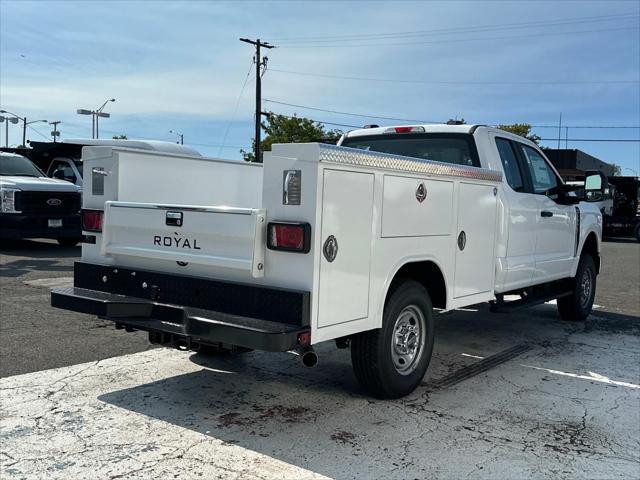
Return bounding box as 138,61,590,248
0,213,80,239
51,287,309,351
51,262,311,352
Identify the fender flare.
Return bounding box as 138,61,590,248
374,255,450,328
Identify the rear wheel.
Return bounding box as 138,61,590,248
634,223,640,243
57,237,81,247
351,280,434,399
557,254,597,321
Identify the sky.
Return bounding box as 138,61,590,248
0,0,639,174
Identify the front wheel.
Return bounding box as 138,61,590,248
351,280,434,399
557,254,597,321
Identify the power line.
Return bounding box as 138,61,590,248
539,138,640,142
27,124,50,141
266,112,360,128
265,99,640,132
532,125,640,129
271,13,639,43
276,26,639,48
219,60,254,156
263,99,441,123
268,68,639,86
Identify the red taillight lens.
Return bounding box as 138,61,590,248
384,126,426,134
82,209,103,232
297,331,311,346
267,222,311,253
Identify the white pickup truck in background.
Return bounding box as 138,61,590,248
51,124,604,398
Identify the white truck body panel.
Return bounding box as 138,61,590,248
72,125,601,347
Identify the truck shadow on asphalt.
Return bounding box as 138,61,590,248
0,240,77,277
0,258,74,278
97,305,639,478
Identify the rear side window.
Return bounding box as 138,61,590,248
518,145,559,194
495,138,524,192
340,134,480,167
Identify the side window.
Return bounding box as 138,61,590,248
50,160,76,183
518,145,559,195
495,138,525,192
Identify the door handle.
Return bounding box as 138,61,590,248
540,211,553,218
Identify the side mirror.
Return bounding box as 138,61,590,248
584,171,607,203
52,169,66,180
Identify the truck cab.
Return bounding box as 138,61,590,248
51,125,604,398
338,125,602,292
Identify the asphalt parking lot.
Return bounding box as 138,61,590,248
1,238,639,479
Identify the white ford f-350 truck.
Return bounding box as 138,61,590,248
51,124,604,398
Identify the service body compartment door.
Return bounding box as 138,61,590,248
318,169,374,327
454,183,498,298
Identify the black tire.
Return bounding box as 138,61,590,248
634,223,640,243
557,254,597,322
351,280,434,399
57,237,80,247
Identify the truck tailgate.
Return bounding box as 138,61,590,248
102,201,266,277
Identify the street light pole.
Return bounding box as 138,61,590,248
77,98,115,139
0,111,46,147
96,98,115,139
0,111,23,147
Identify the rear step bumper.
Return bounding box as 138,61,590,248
51,287,310,352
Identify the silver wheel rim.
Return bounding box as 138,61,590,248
579,268,593,308
391,305,426,375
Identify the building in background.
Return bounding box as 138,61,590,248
544,148,616,180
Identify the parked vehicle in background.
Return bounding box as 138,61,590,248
603,175,640,242
1,152,82,246
51,125,604,398
0,139,202,187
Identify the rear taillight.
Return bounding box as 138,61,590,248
82,209,103,232
384,126,426,134
267,222,311,253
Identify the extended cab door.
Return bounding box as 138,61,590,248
493,136,538,289
515,143,577,282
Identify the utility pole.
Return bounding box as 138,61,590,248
50,121,61,142
169,130,184,144
240,37,274,162
557,112,562,150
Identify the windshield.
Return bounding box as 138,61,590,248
0,154,44,177
340,133,480,167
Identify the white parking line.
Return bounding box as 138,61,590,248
521,364,640,389
23,277,74,289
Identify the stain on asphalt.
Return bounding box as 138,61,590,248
331,430,356,445
217,405,315,428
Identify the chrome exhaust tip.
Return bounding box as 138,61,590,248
289,346,317,368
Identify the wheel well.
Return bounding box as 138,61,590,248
581,232,600,273
388,261,447,309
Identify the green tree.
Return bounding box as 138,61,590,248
496,123,541,145
446,118,466,125
112,134,128,140
242,112,342,162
